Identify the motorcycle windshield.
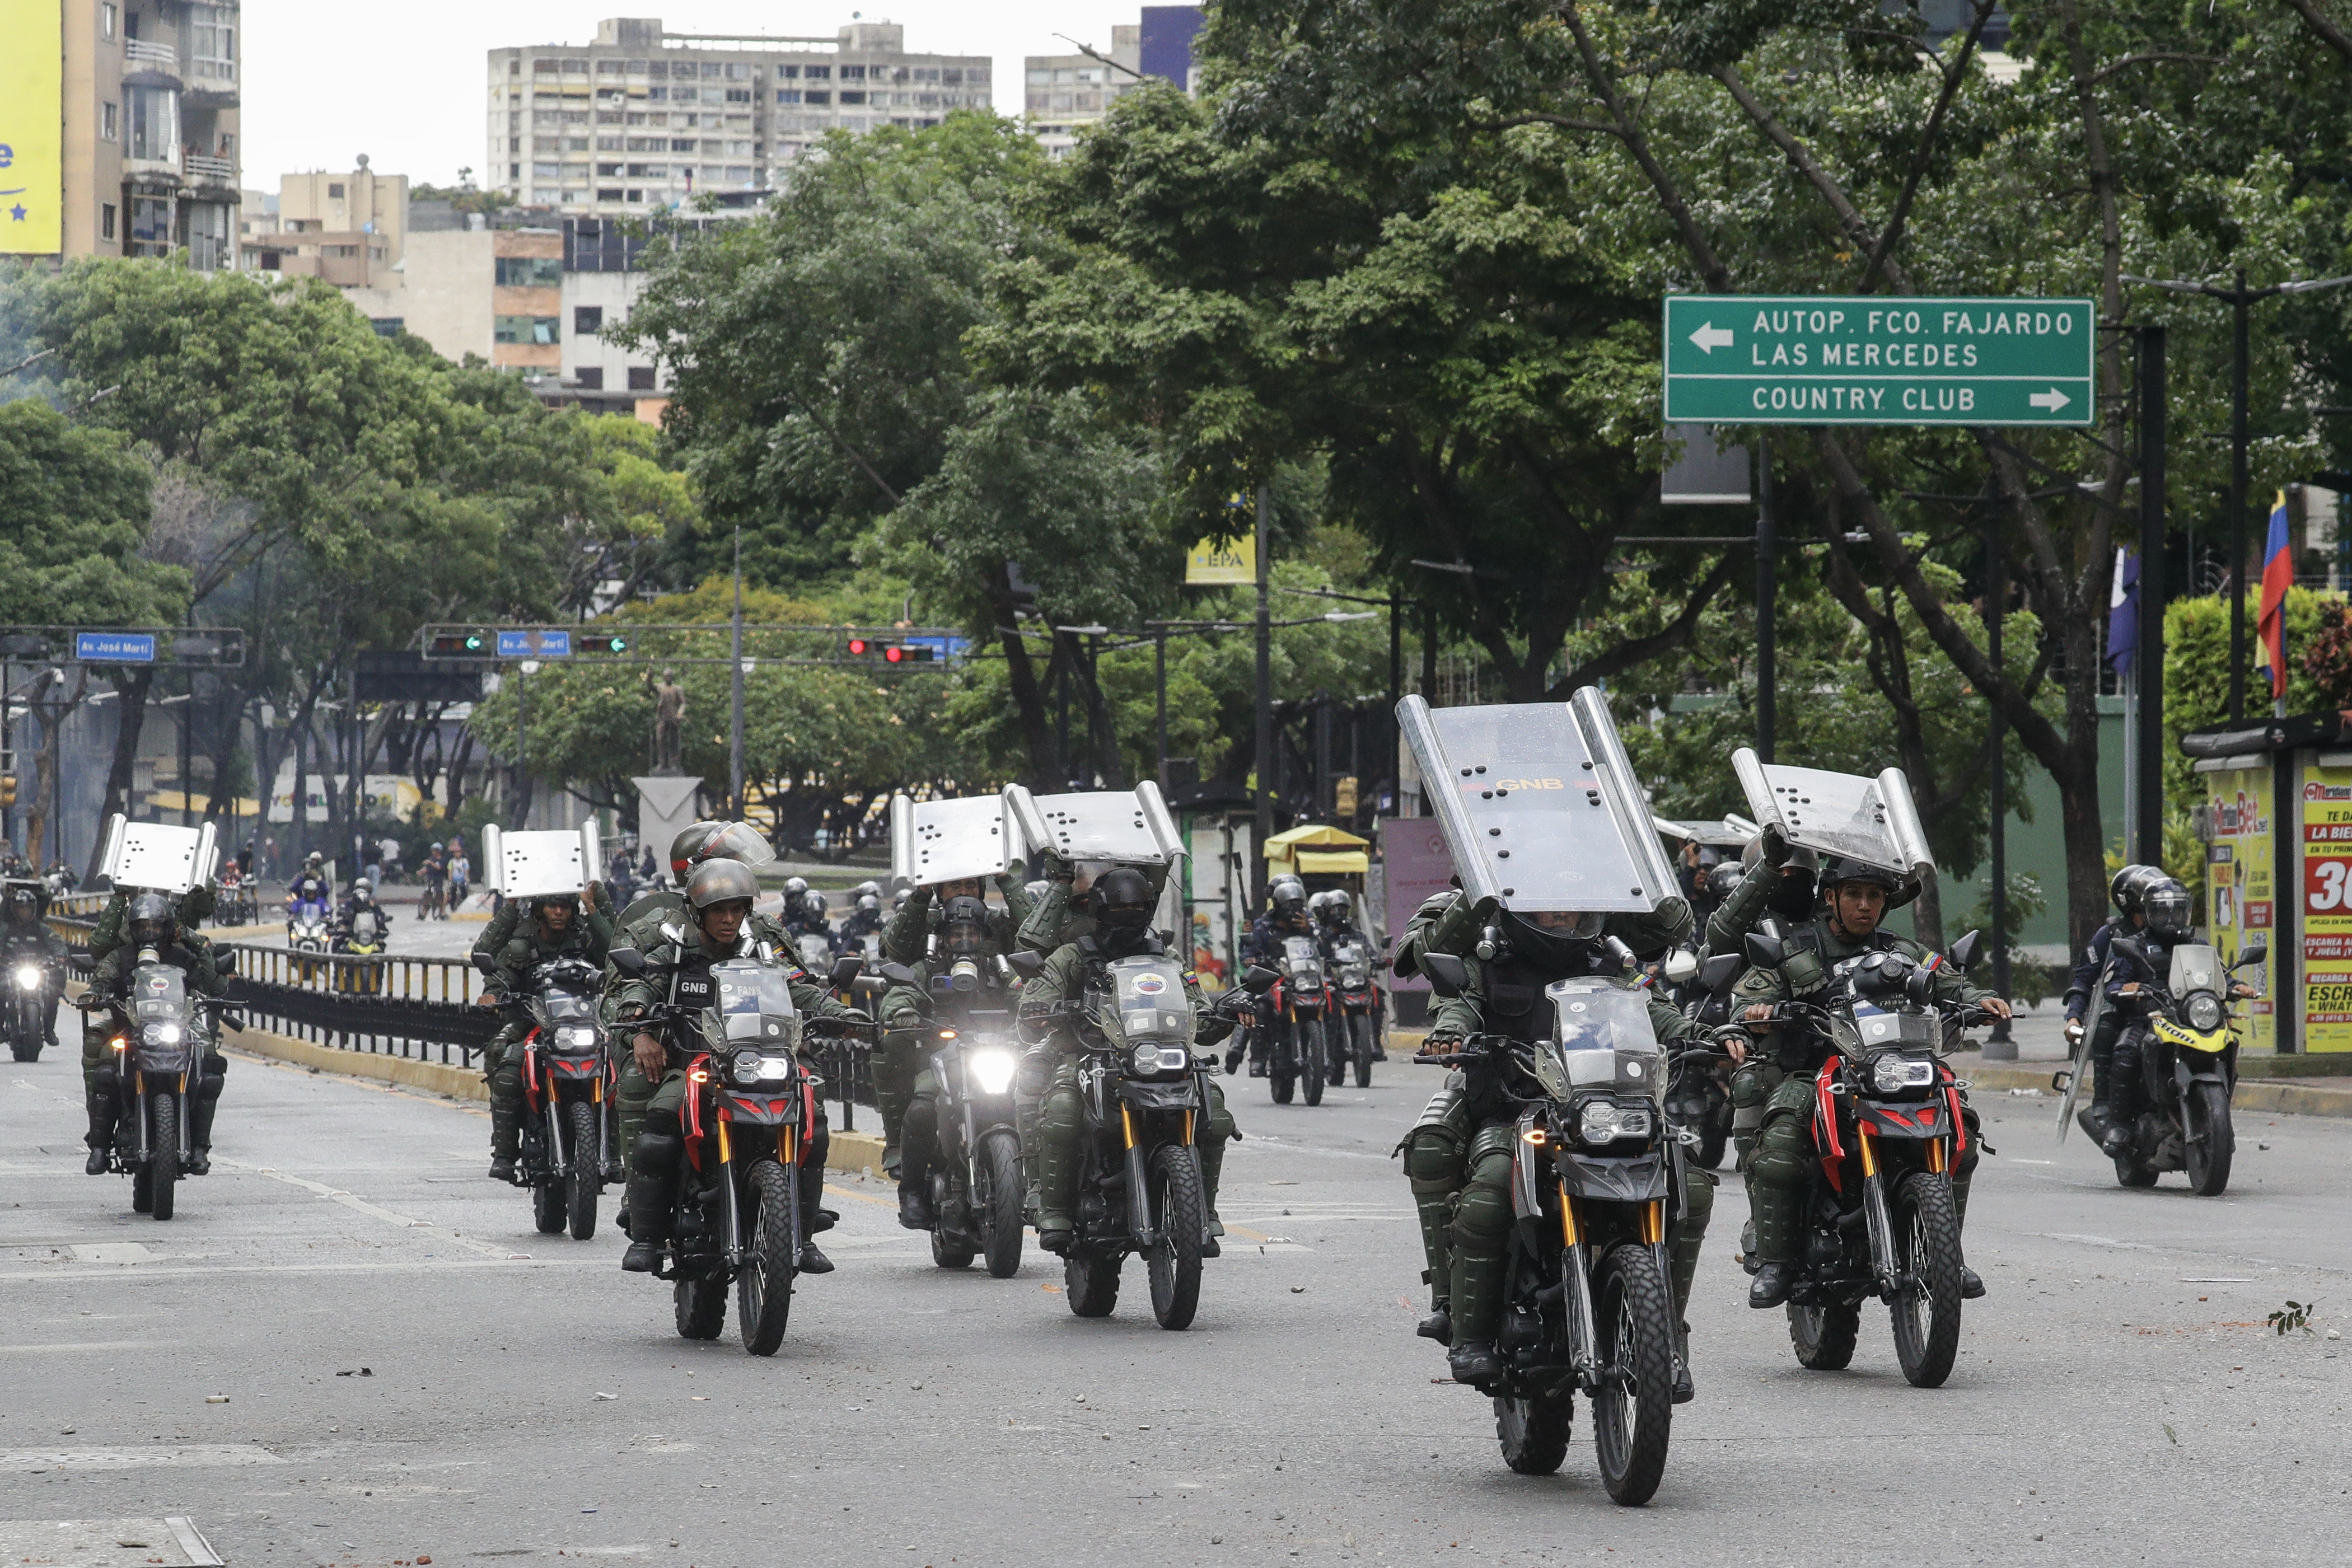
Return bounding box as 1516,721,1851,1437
1396,688,1680,914
539,990,595,1024
1332,942,1367,965
1283,936,1321,971
1848,1002,1938,1050
1540,980,1664,1098
352,912,379,941
711,960,797,1045
797,934,832,968
1731,749,1934,883
2168,944,2220,997
1107,955,1190,1043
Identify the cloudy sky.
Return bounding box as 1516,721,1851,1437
241,2,1137,186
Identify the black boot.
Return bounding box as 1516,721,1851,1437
897,1183,934,1230
1447,1340,1503,1384
187,1075,219,1176
1961,1267,1986,1300
796,1158,834,1272
1416,1302,1453,1345
1747,1261,1797,1309
621,1171,669,1272
487,1106,520,1182
1672,1324,1695,1405
83,1092,116,1175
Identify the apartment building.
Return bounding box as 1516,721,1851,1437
1024,6,1200,160
2,1,242,266
487,17,991,216
240,161,407,289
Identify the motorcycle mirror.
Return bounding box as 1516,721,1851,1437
1006,950,1045,981
1947,929,1982,973
213,948,237,975
470,952,500,977
607,946,646,977
1661,946,1700,985
1419,952,1470,999
1602,935,1638,975
1743,931,1786,970
1700,951,1743,995
2111,935,2145,964
878,961,918,986
829,956,864,989
2234,937,2269,970
1236,963,1280,994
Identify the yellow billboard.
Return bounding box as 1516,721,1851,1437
0,0,63,254
1185,532,1255,585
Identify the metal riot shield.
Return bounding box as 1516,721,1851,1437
484,821,601,898
1652,814,1760,850
1731,749,1934,884
2055,949,2110,1144
1394,689,1680,914
890,793,1014,890
98,815,219,896
1002,782,1186,868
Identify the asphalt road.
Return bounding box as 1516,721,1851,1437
3,1046,2349,1567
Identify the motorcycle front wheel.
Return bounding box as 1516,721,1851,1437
737,1160,798,1356
978,1130,1025,1279
1353,1012,1374,1089
1590,1243,1673,1505
2184,1082,2234,1196
1888,1172,1963,1388
1494,1389,1572,1476
567,1099,600,1240
1145,1144,1205,1330
147,1093,180,1221
1301,1017,1326,1107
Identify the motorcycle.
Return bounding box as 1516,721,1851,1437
1036,952,1255,1330
288,896,333,982
331,903,390,995
1736,929,1987,1389
1325,933,1382,1089
513,956,619,1239
896,992,1027,1277
3,935,60,1063
2071,934,2266,1196
611,947,872,1356
79,958,239,1221
1265,934,1331,1106
1416,954,1685,1506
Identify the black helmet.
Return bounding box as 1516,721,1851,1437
1309,889,1350,928
686,859,760,913
534,891,580,918
5,882,38,917
855,892,881,918
1091,867,1156,932
671,820,775,877
2111,863,2162,916
1817,856,1915,910
2142,876,2192,937
784,875,809,899
802,890,828,920
1704,861,1745,904
126,891,176,951
940,894,990,957
1269,879,1308,919
854,879,882,902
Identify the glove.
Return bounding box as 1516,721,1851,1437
2063,1017,2084,1046
1760,823,1792,867
1039,850,1074,885
1222,1046,1244,1074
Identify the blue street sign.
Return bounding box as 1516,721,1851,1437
74,631,157,663
897,634,971,662
495,629,573,659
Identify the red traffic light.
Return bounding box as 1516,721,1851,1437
847,637,871,656
883,644,904,663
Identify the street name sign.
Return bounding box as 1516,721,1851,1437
1662,296,2096,427
74,631,156,663
495,629,572,659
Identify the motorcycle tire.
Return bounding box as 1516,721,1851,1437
1145,1144,1205,1331
1064,1249,1121,1318
1888,1172,1963,1389
533,1179,567,1235
737,1160,798,1356
132,1163,153,1213
11,1043,37,1063
1787,1300,1861,1371
1493,1389,1572,1477
1270,1066,1295,1105
1353,1013,1373,1089
675,1274,726,1341
1591,1243,1673,1505
979,1131,1025,1280
2184,1082,2234,1196
147,1094,180,1221
932,1219,976,1271
1302,1020,1326,1107
567,1100,600,1241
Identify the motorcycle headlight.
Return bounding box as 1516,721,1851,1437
731,1052,795,1085
1578,1099,1653,1144
967,1048,1017,1096
2186,993,2225,1032
13,964,40,990
1131,1042,1190,1076
143,1023,184,1046
1871,1054,1938,1094
557,1025,600,1047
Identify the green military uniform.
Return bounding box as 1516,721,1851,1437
1404,932,1712,1379
82,935,228,1168
474,897,617,1170
1727,914,1990,1287
1018,932,1240,1242
871,874,1032,1169
89,885,217,965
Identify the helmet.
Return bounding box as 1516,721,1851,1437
1704,860,1745,904
939,894,990,957
669,820,775,877
686,859,761,912
1309,889,1350,928
854,880,882,902
855,892,881,918
803,890,829,920
350,883,375,905
2142,876,2192,937
125,891,176,951
784,875,809,900
534,891,580,919
1269,879,1308,919
1817,856,1915,911
1090,867,1157,932
2110,863,2162,916
306,850,324,867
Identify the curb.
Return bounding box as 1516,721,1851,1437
224,1029,895,1173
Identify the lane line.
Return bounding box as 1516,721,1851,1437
210,1158,513,1258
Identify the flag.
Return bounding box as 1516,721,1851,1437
2106,547,2139,676
2257,490,2294,700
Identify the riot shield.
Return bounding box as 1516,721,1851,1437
1003,781,1185,868
1394,688,1680,914
1731,749,1934,881
98,815,218,896
2055,964,2109,1145
484,821,601,898
1653,815,1760,850
890,793,1014,889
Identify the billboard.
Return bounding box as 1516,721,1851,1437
0,0,62,255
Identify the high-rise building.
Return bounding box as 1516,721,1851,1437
1023,6,1200,161
3,0,242,268
240,161,408,290
487,17,992,216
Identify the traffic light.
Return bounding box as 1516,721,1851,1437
848,636,932,664
582,634,629,654
0,775,14,808
846,636,873,657
428,631,487,656
883,643,906,664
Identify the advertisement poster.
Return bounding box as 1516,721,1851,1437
1379,817,1456,999
2302,764,2352,1052
0,0,63,255
2204,765,2273,1052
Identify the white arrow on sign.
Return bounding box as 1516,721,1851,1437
1688,322,1735,354
2028,388,2071,412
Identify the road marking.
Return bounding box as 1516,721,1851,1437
68,1243,156,1263
0,1340,181,1354
0,1517,223,1567
2038,1232,2158,1251
0,1258,609,1282
212,1157,511,1257
0,1447,283,1471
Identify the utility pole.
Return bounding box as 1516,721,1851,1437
1154,626,1168,789
730,526,746,822
2136,326,2167,867
1253,484,1273,910
1984,508,2014,1059
514,662,530,831
1755,432,1776,761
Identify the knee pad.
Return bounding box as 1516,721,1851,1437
1400,1124,1463,1190
633,1129,685,1178
1680,1165,1717,1227
1450,1167,1513,1254
903,1098,937,1139
1747,1115,1812,1190
91,1063,122,1098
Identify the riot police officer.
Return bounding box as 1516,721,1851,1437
476,890,616,1181
2065,863,2156,1145
2,879,67,1050
872,872,1033,1178
81,893,227,1175
884,891,1022,1228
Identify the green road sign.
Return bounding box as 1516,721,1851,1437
1662,295,2096,427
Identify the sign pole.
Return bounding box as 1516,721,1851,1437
2229,273,2250,722
1984,507,2015,1059
1755,432,1775,762
730,527,746,822
1254,485,1273,911
2136,326,2167,867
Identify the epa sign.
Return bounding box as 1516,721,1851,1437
1662,296,2096,427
